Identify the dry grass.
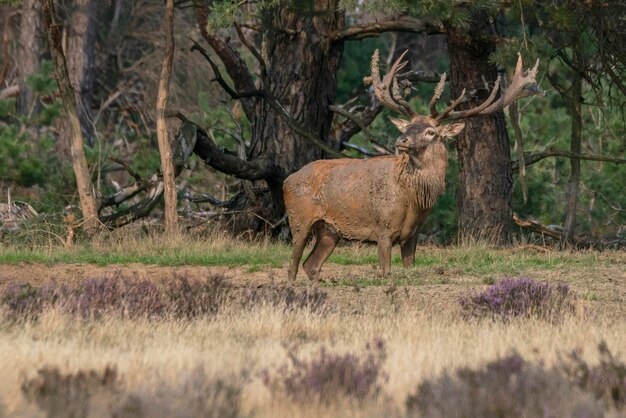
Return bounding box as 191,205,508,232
0,233,624,416
0,298,624,417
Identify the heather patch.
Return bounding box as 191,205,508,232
264,340,386,404
459,277,574,321
0,271,231,320
406,353,602,418
560,341,626,410
242,284,329,314
21,365,246,418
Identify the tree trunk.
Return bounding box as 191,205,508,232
446,14,513,245
17,0,41,116
66,0,97,146
156,0,177,234
563,45,583,242
247,0,344,215
42,0,99,235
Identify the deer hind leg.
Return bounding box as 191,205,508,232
303,222,339,282
288,224,311,281
400,232,419,268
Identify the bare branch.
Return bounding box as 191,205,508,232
329,104,393,154
508,101,528,202
234,22,266,79
191,41,342,158
334,17,444,41
512,147,626,173
0,84,18,99
193,125,276,180
194,4,257,119
341,142,381,157
109,157,141,181
191,40,239,99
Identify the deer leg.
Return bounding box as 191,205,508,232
377,237,393,275
401,233,419,268
288,229,309,281
303,223,339,282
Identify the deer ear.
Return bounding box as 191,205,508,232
439,122,465,138
389,117,411,133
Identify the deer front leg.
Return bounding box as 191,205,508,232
377,237,392,275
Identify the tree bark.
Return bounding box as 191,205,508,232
17,0,42,117
156,0,177,234
446,14,513,244
42,0,99,235
249,0,344,214
66,0,97,146
197,0,344,218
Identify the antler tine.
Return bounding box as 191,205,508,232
435,88,467,121
442,75,501,121
363,49,416,118
429,73,447,118
437,54,543,123
479,54,544,115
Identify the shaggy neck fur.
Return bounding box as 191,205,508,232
393,143,448,210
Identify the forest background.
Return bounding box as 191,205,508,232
0,0,624,246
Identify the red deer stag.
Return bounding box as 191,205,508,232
284,50,541,281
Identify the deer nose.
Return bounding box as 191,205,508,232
395,137,408,147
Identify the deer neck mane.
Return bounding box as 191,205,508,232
394,143,448,209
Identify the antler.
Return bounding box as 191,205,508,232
364,49,416,118
431,53,543,123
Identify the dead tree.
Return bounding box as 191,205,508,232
42,0,99,235
156,0,177,234
284,50,543,281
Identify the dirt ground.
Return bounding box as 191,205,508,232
1,261,624,319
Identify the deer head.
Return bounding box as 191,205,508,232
364,49,543,158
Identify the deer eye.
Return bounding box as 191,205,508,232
424,128,436,138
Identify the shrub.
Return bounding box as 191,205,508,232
22,365,119,418
165,273,231,318
0,272,232,320
406,353,603,418
1,282,46,319
21,365,246,418
560,341,626,410
459,277,574,321
68,276,165,319
265,339,386,404
242,284,329,314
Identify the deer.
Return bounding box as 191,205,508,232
283,49,542,282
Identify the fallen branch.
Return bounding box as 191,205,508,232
0,84,18,100
98,118,198,228
513,213,626,249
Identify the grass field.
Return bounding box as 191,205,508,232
0,233,625,417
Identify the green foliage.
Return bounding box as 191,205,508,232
336,37,388,103
205,0,282,32
26,61,58,96
507,80,626,235
0,61,72,209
